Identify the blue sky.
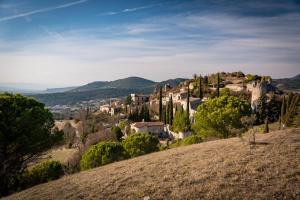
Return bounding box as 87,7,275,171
0,0,300,88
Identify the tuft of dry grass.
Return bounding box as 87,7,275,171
4,128,300,200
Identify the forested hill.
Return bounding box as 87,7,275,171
71,77,156,92
31,77,187,106
273,74,300,91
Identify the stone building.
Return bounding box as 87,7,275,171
131,94,150,105
251,80,277,110
130,121,165,136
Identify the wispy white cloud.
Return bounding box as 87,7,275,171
0,0,88,22
99,4,158,16
1,11,300,85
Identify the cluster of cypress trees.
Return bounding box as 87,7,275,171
254,92,300,132
280,93,300,128
159,86,163,121
255,93,281,126
158,85,180,126
160,95,174,125
128,104,150,122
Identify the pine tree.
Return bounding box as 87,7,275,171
159,86,163,121
217,73,220,97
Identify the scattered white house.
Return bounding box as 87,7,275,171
131,121,165,136
189,82,194,90
100,104,110,113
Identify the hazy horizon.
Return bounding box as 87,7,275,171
0,72,299,91
1,0,300,87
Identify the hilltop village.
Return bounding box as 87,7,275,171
54,71,281,148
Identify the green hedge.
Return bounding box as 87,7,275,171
80,141,127,170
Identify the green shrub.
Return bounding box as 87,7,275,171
169,139,183,148
182,135,202,146
122,133,159,157
169,135,202,148
111,126,123,141
80,141,127,170
22,161,64,188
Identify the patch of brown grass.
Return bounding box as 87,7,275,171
4,128,300,200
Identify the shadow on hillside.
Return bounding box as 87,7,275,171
249,141,270,145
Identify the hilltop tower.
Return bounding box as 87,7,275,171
251,80,268,110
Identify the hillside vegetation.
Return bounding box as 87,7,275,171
5,128,300,200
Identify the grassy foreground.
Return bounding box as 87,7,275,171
4,128,300,200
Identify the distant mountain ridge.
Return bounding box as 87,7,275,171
71,77,156,92
45,86,78,93
273,74,300,91
30,77,187,106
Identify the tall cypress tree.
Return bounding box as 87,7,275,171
139,104,145,121
187,86,190,116
170,96,174,125
199,75,203,99
203,75,208,86
159,86,163,121
217,73,220,97
166,104,169,124
264,117,269,133
186,87,190,130
163,106,167,124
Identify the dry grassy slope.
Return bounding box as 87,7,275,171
4,129,300,200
